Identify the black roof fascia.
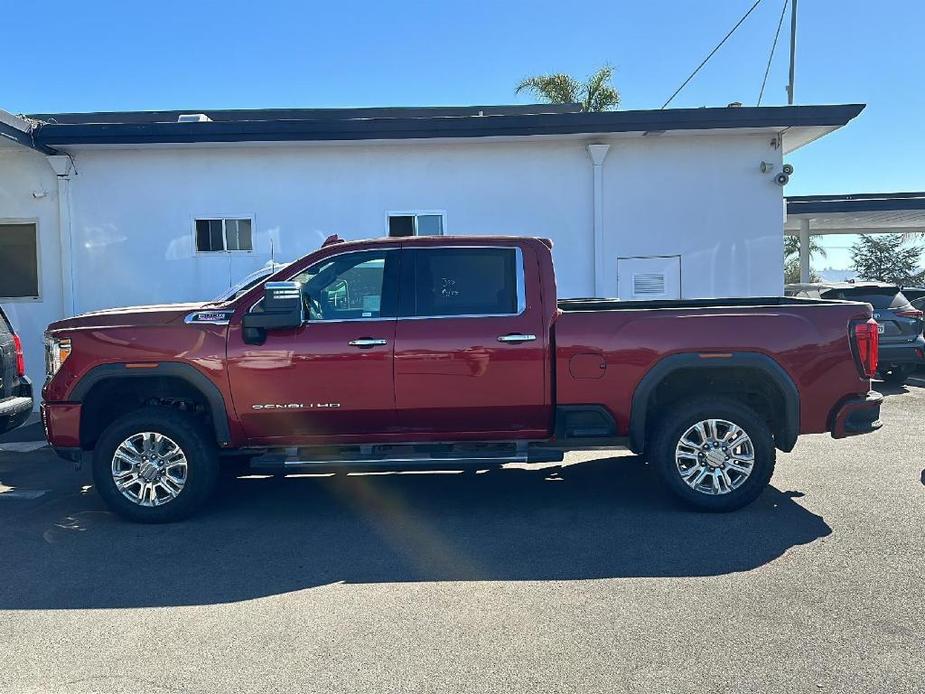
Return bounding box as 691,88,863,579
33,104,865,147
0,118,58,154
787,191,925,215
27,103,582,125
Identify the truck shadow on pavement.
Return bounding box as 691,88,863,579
875,374,925,397
0,454,831,610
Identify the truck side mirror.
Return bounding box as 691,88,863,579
242,281,304,344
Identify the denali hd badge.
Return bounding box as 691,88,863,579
185,310,234,325
252,403,341,410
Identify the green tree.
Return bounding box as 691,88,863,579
784,257,820,284
850,234,924,285
516,65,620,112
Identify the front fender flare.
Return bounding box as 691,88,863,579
67,362,232,445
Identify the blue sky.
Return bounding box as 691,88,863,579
3,0,922,268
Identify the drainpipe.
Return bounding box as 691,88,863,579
586,144,611,296
798,218,811,283
46,155,77,317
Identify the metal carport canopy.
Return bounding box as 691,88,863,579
785,192,925,282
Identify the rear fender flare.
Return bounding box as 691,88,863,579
629,352,799,454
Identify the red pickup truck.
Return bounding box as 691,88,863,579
42,235,883,522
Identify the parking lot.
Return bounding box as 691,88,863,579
0,381,922,694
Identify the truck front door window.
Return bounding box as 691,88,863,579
291,251,395,321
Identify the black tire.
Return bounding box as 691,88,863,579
92,407,219,523
649,397,775,512
878,365,913,385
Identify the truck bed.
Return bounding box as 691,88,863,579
553,295,874,443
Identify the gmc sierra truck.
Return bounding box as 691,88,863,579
42,235,883,522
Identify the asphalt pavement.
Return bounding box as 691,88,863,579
1,383,922,693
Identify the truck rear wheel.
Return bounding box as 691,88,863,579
92,407,219,523
649,397,775,512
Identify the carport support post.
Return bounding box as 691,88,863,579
587,144,610,296
799,218,811,283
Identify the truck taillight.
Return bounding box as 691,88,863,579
852,319,879,379
12,333,25,377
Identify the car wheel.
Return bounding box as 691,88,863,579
649,397,775,512
878,365,913,385
92,407,219,523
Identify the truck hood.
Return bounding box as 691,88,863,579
48,302,207,331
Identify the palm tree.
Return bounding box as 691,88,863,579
784,234,827,284
784,234,827,261
516,65,620,112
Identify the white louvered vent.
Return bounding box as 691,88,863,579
177,113,212,123
633,272,666,297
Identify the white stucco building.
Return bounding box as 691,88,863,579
0,102,863,392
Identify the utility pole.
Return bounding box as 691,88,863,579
787,0,798,104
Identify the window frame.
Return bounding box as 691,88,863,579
385,210,447,237
193,215,256,254
243,246,525,322
402,246,526,320
0,218,41,302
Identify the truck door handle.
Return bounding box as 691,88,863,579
348,338,388,348
497,333,537,343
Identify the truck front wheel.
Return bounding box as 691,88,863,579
92,408,219,523
649,398,775,512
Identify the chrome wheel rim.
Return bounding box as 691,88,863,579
111,432,188,507
675,419,755,496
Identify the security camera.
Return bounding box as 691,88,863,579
782,163,794,175
775,172,790,186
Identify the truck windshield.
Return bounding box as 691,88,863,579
207,262,290,303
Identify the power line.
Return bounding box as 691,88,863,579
661,0,765,109
757,0,789,105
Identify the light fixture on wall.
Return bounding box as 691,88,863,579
32,190,48,199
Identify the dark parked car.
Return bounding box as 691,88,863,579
899,286,925,303
786,281,924,384
902,287,925,329
0,306,33,435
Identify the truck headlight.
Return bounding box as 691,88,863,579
45,335,71,378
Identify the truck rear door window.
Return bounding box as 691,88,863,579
411,248,519,317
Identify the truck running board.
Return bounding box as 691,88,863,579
247,441,564,470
